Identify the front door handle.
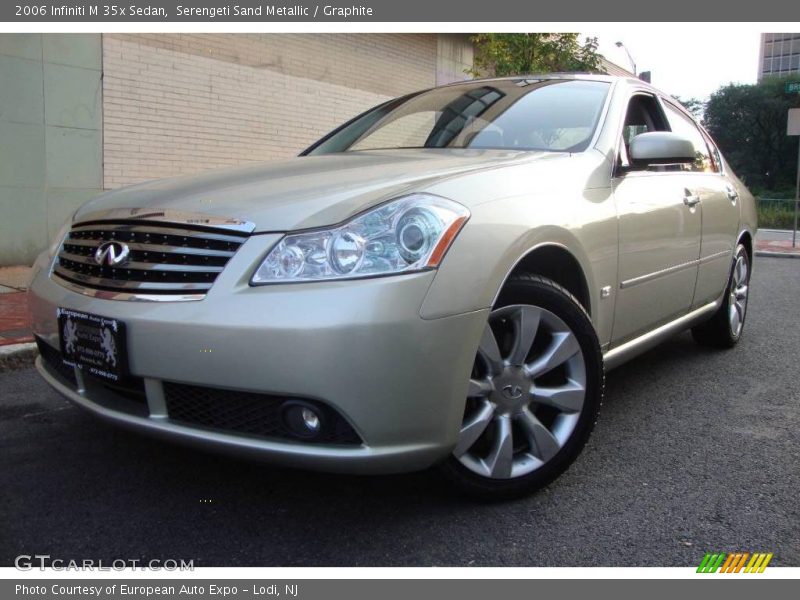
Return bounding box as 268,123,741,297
725,185,739,205
684,190,701,207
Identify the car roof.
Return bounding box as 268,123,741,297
437,73,665,96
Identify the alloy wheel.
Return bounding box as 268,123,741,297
729,253,749,337
454,304,587,479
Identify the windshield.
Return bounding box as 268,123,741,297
307,79,611,155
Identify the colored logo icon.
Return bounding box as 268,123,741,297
697,552,773,573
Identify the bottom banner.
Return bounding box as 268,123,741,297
2,579,795,600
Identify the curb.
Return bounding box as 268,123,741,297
755,250,800,259
0,342,38,372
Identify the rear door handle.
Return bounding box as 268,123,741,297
684,190,701,207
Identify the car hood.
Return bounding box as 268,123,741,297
76,149,562,232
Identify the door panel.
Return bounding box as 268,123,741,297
691,173,739,306
612,172,702,344
658,100,740,309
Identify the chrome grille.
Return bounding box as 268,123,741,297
53,220,249,299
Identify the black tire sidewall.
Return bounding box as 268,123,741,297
440,275,604,500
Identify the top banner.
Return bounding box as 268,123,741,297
3,0,800,22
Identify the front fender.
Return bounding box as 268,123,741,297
420,190,617,346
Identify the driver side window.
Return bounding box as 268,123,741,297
662,102,715,173
618,94,669,169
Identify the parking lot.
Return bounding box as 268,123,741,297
1,256,798,567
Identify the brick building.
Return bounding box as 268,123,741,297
0,33,474,265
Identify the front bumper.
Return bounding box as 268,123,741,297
29,236,489,474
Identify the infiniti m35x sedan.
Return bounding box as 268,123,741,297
30,75,755,499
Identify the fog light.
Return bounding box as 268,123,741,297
281,401,323,439
301,408,320,432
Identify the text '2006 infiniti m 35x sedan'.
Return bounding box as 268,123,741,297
30,74,756,499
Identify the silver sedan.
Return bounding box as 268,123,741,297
29,75,756,499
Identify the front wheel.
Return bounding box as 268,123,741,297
439,274,603,500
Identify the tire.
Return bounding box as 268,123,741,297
691,243,751,349
439,274,604,501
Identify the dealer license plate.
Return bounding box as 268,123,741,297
57,308,128,383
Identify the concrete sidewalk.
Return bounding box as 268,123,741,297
0,266,36,371
0,292,31,346
0,266,31,294
755,229,800,257
0,266,33,351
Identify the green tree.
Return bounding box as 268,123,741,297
674,96,706,123
704,76,800,192
469,34,602,77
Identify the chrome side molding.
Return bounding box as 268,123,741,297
603,300,720,370
619,250,731,290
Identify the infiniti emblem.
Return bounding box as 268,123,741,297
502,384,524,400
94,241,130,267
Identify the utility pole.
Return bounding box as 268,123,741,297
789,108,800,247
794,137,799,248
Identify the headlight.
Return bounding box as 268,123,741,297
251,194,470,284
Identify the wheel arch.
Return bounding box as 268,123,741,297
496,243,593,317
737,229,753,264
420,223,605,337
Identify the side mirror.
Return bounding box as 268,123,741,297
629,131,696,166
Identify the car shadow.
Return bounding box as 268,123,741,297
4,331,728,566
83,330,719,508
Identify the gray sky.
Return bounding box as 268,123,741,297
587,30,761,101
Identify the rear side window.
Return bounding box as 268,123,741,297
701,129,724,173
662,102,715,173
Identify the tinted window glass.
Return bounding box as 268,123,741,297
309,79,611,154
700,130,722,173
663,102,714,172
619,94,668,167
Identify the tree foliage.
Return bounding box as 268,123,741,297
704,76,800,193
673,96,706,123
469,34,603,78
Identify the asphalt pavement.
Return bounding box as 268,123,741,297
1,257,798,567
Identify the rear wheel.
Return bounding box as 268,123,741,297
691,243,750,348
439,274,603,500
